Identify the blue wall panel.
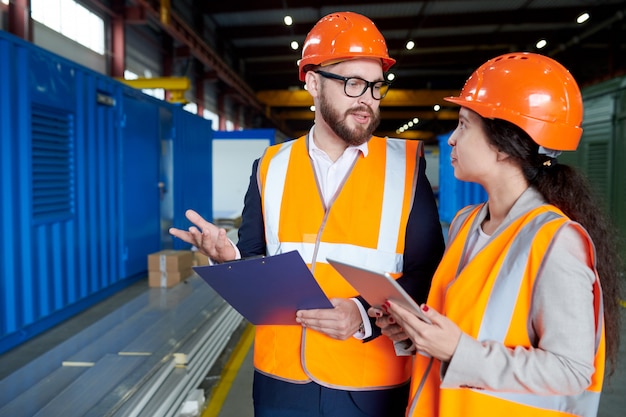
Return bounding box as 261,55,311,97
437,132,488,225
169,109,213,249
120,92,162,277
0,35,28,335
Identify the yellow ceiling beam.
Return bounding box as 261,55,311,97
117,76,190,104
382,110,459,121
273,109,459,121
256,89,460,108
292,129,435,141
382,89,460,107
272,110,315,120
257,90,313,107
380,130,436,141
118,76,190,90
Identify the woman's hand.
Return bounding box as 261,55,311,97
368,306,409,342
386,301,463,362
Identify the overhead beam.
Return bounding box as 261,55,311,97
119,76,190,89
128,0,293,136
381,110,458,120
256,89,460,108
273,109,459,121
118,76,191,103
217,6,602,40
383,90,460,107
256,90,312,107
291,129,437,141
384,130,436,141
124,6,147,24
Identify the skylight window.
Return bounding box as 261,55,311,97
31,0,105,55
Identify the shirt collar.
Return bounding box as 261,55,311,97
477,187,548,233
307,126,369,158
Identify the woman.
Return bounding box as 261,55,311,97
376,52,622,417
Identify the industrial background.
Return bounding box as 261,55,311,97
0,1,625,416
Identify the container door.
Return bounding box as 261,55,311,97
121,93,161,278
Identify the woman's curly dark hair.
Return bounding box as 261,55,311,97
482,117,624,376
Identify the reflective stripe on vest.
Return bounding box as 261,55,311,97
263,135,409,271
479,211,561,342
448,204,479,244
274,242,403,273
480,211,601,416
476,211,601,415
263,139,294,253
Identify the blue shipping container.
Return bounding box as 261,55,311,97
0,30,214,354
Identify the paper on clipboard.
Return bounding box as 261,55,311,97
193,250,333,325
327,257,432,324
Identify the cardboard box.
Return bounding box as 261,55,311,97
193,251,210,266
148,250,194,273
149,268,193,288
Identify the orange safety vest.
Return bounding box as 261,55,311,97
408,204,605,417
254,134,422,389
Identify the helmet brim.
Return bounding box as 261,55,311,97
444,96,581,151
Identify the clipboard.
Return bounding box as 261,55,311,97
327,257,432,324
193,250,333,325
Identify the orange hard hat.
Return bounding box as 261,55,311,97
298,12,395,81
444,52,583,151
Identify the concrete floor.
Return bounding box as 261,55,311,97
214,347,254,417
1,280,624,417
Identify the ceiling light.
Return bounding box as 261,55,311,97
434,104,440,111
310,105,315,111
290,41,299,50
396,117,421,133
577,12,590,24
284,16,293,26
405,40,415,50
387,73,395,81
536,39,547,49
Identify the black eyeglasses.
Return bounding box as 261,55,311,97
314,70,391,100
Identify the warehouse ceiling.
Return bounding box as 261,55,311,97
132,0,626,142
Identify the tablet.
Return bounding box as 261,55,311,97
327,257,431,324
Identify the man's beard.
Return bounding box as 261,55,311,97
319,91,381,146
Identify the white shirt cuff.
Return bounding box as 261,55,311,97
207,238,241,265
351,298,372,339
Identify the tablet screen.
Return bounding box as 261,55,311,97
327,258,431,324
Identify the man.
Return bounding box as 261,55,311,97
170,11,444,417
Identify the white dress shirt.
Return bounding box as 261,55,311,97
308,128,372,339
223,128,373,338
